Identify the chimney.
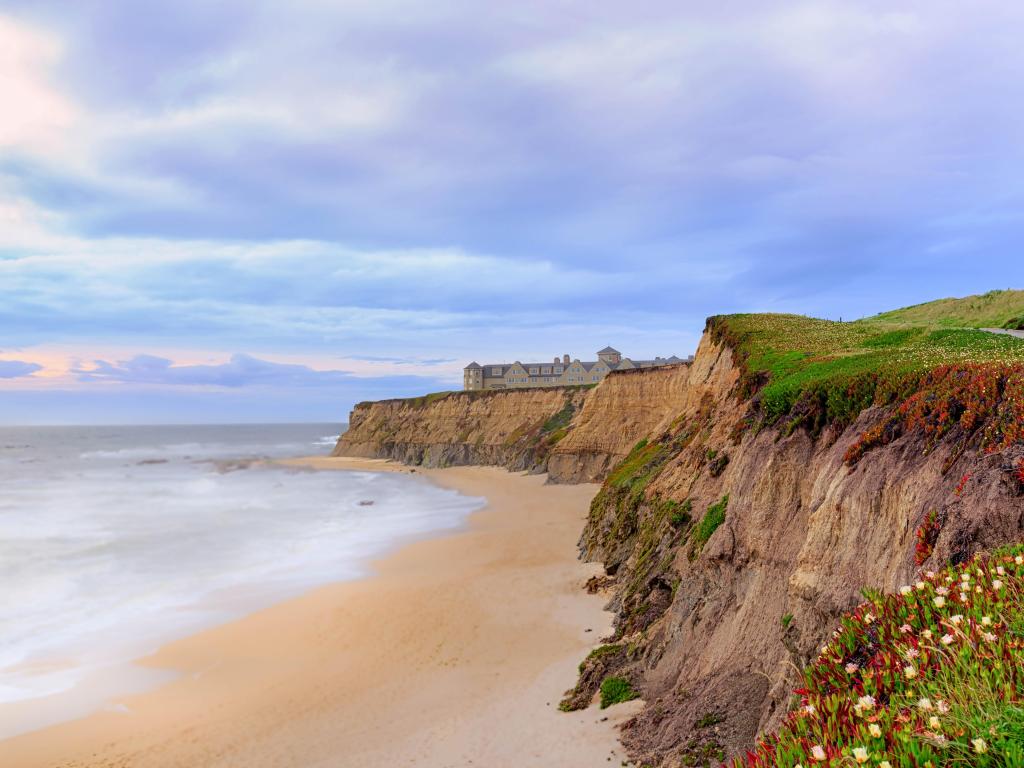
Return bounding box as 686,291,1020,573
554,356,560,364
563,354,570,365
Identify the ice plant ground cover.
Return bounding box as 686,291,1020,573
733,545,1024,767
707,298,1024,459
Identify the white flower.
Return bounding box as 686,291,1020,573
929,716,941,730
904,647,919,659
936,586,949,595
904,665,917,679
941,634,955,645
981,616,992,626
933,596,946,608
846,662,859,674
804,704,815,715
917,697,933,710
945,575,953,583
993,579,1004,590
916,581,927,590
811,744,827,761
852,746,869,764
997,566,1006,576
960,592,969,602
983,631,997,642
899,585,912,595
926,570,935,578
961,572,971,582
857,695,876,711
863,613,876,624
922,629,933,640
1015,555,1023,565
972,737,988,754
899,623,912,633
976,585,983,593
977,568,984,577
879,762,892,768
868,724,882,738
950,614,963,625
937,700,949,713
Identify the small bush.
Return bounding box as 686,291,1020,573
692,495,728,554
669,498,694,528
781,613,794,630
599,676,638,708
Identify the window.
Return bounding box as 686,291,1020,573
554,366,563,374
542,366,551,374
492,367,502,375
529,367,539,375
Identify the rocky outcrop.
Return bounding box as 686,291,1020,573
334,330,1024,767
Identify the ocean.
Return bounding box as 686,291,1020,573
0,424,483,738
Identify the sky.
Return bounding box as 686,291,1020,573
0,1,1022,424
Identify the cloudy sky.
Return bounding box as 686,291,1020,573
1,1,1022,424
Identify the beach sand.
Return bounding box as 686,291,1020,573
3,459,640,767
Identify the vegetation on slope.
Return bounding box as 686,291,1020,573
707,308,1024,464
864,289,1024,330
736,545,1024,768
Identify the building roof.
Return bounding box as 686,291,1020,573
464,361,482,369
597,346,620,354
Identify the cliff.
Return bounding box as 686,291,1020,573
564,330,1023,766
333,386,589,472
547,363,691,483
334,305,1024,766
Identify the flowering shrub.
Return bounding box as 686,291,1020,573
732,547,1024,767
913,510,941,566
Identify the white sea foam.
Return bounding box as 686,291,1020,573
0,424,483,738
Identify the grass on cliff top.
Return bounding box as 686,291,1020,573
709,310,1024,427
863,289,1024,330
736,544,1024,768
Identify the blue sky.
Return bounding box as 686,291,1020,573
0,1,1022,424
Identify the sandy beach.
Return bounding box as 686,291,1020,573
2,458,639,768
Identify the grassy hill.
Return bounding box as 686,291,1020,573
707,291,1024,461
863,289,1024,330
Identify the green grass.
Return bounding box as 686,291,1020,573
691,495,728,554
708,307,1024,431
735,545,1024,767
863,289,1024,329
599,676,638,708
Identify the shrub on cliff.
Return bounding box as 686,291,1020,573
734,545,1024,768
599,676,638,708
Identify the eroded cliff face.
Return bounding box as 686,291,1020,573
334,334,1024,766
567,335,1024,767
547,363,692,483
333,387,589,472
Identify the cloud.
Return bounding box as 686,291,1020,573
0,359,43,378
1,1,1023,424
72,353,357,388
0,15,75,153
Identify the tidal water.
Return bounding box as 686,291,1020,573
0,424,482,738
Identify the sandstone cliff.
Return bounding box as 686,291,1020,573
334,326,1024,767
547,363,691,483
333,387,588,472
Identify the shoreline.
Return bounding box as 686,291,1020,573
3,458,640,767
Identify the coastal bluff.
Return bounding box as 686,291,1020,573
333,318,1024,767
